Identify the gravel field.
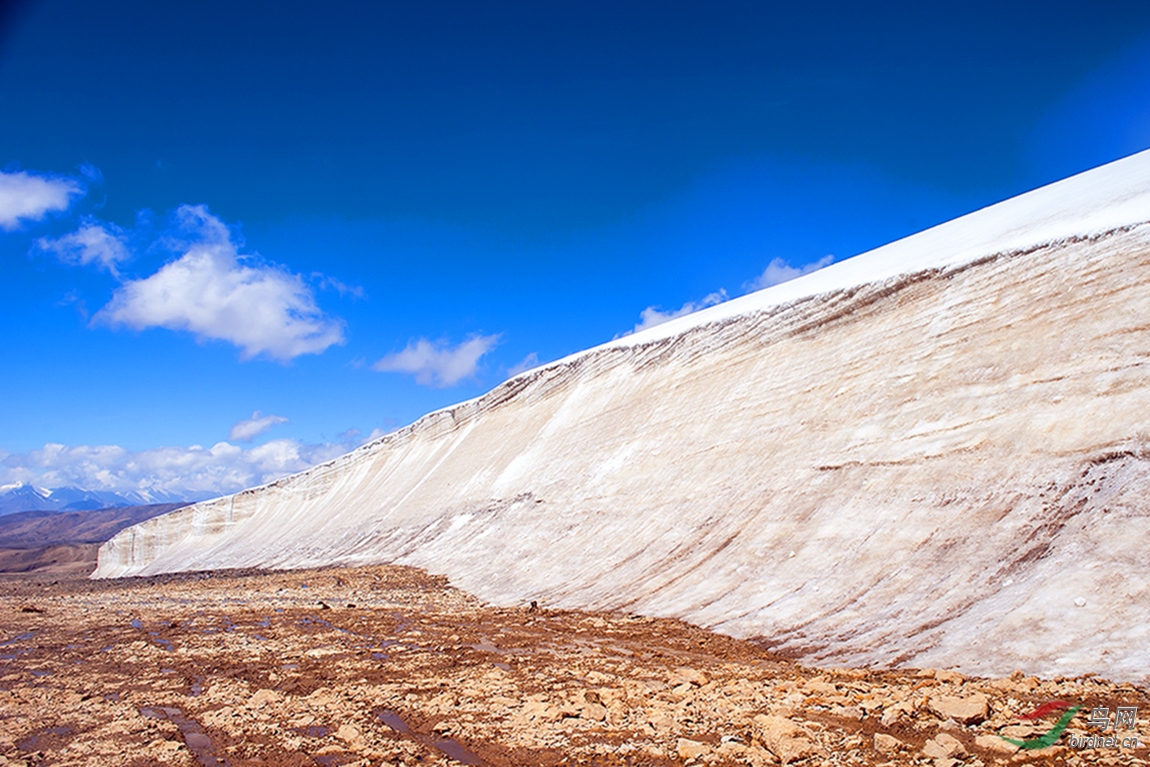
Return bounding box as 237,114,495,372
1,566,1147,766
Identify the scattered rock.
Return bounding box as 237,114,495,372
2,563,1145,767
335,723,363,747
928,693,989,724
881,701,913,726
247,688,279,709
677,737,709,760
975,733,1018,754
579,702,607,721
669,667,708,687
923,731,966,759
874,733,901,753
804,680,837,695
752,714,819,764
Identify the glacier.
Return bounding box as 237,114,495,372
96,150,1150,681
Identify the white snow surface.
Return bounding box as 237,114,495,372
601,148,1150,352
97,150,1150,682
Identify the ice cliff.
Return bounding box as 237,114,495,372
97,151,1150,681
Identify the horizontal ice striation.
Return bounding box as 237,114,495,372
97,151,1150,681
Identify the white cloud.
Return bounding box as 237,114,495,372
748,254,835,291
374,334,500,387
313,273,366,299
94,205,345,362
507,352,540,377
37,219,131,276
228,410,289,442
630,290,729,334
364,427,391,442
0,435,369,501
0,170,84,230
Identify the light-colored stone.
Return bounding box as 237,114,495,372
752,714,819,764
580,702,607,721
670,667,708,687
975,734,1019,754
874,733,901,752
881,701,913,726
335,723,362,747
744,744,780,767
247,688,279,708
677,738,709,760
803,680,837,695
929,693,989,724
923,732,966,758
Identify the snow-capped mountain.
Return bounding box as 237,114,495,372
0,482,189,516
98,150,1150,682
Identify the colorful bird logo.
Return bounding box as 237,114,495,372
999,701,1081,750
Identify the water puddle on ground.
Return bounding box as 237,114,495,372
150,633,175,651
376,709,486,766
299,615,359,636
0,631,36,646
140,706,230,767
16,725,73,752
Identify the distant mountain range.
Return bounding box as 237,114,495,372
0,482,200,516
0,503,190,574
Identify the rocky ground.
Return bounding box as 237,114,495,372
0,566,1147,766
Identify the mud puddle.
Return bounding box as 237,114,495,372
17,725,73,753
140,706,231,767
376,709,486,766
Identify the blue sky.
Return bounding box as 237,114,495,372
2,1,1149,499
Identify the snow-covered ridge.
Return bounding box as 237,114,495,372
0,483,182,516
602,148,1150,350
97,152,1150,682
335,149,1150,457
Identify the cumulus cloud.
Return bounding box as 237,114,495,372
37,219,131,276
0,435,368,500
748,255,835,291
94,205,345,362
630,290,728,334
0,170,84,230
228,410,289,442
374,334,500,387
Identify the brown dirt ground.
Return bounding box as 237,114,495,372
0,565,1146,766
